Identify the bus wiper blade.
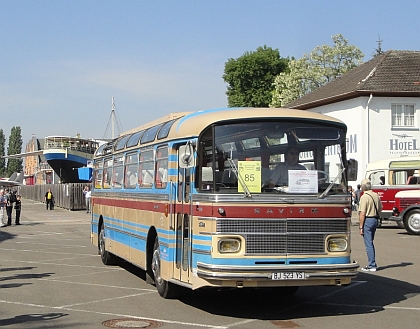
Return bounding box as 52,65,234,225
226,158,252,198
319,167,345,199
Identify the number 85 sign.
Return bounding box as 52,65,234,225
238,160,261,193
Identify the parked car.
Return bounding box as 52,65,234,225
366,156,420,227
389,189,420,235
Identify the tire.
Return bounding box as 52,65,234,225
151,238,177,298
99,223,118,265
404,209,420,235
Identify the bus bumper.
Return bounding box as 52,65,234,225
196,261,359,283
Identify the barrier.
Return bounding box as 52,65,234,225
18,183,92,211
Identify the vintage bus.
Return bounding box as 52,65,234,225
365,156,420,227
390,190,420,235
90,107,359,298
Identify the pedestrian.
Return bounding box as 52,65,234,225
0,189,7,227
83,186,91,213
5,188,14,226
347,186,355,210
354,184,362,210
358,178,383,272
14,195,22,225
45,188,54,210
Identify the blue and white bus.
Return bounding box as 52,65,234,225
90,107,359,298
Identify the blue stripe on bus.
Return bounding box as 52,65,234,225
93,217,351,266
176,107,243,132
190,254,351,267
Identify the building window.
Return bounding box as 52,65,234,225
392,104,415,127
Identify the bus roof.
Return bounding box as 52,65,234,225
366,155,420,171
120,107,346,140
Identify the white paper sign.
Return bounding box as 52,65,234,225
288,170,318,193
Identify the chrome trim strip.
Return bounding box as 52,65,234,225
196,261,359,280
192,248,211,255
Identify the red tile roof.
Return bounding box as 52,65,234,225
286,50,420,110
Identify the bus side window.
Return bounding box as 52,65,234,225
155,147,168,189
124,152,138,189
139,149,154,188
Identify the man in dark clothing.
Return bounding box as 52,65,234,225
15,195,22,225
354,184,362,209
5,189,14,226
45,189,54,210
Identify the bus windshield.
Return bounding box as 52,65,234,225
199,120,347,195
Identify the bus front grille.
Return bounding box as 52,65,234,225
216,218,348,255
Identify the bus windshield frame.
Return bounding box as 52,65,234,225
197,119,347,196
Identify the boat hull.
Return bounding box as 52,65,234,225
44,150,93,183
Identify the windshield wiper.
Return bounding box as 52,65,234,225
226,157,252,198
319,148,346,199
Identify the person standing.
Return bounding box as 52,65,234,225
0,189,7,227
5,188,14,226
354,184,362,210
358,178,383,272
14,195,22,225
83,186,91,213
45,188,54,210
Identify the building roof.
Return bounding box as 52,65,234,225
286,50,420,110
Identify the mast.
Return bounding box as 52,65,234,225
103,96,123,140
111,96,116,139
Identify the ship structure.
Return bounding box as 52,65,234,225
43,136,100,183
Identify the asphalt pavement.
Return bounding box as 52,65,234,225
1,200,419,329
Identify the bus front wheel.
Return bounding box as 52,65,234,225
151,238,177,298
404,209,420,235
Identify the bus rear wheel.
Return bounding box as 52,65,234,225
151,238,177,298
404,209,420,235
99,223,118,265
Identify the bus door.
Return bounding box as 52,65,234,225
174,146,194,283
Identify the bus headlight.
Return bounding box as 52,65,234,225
218,238,241,253
327,238,348,252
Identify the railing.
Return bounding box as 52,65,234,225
18,183,91,211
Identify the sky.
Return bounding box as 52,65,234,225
1,0,419,148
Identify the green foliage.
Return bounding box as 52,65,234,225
223,45,289,107
0,129,5,177
6,126,23,176
271,34,364,107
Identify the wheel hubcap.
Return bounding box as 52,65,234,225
152,249,162,285
408,213,420,231
100,231,105,256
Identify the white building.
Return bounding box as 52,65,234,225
286,50,420,181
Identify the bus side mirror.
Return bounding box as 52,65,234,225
347,159,358,181
179,144,195,169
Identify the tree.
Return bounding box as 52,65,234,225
0,129,5,177
223,45,289,107
270,34,364,107
6,126,23,176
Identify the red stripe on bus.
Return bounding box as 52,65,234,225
93,197,347,219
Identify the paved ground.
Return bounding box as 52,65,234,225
0,201,419,329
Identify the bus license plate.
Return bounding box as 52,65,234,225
271,272,305,280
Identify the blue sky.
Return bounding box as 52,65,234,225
1,0,419,146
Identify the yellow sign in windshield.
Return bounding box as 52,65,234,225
238,160,261,193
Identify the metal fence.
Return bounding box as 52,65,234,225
18,183,91,211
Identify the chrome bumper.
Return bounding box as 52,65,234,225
196,261,359,280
